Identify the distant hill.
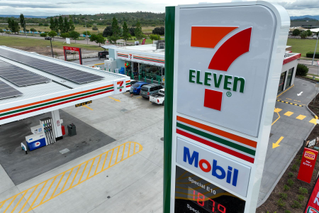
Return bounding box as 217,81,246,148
291,15,319,21
0,15,47,18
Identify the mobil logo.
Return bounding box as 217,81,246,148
183,146,239,187
177,138,251,197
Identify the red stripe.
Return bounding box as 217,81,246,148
177,129,254,164
1,89,114,121
283,53,301,65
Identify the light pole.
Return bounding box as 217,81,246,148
45,37,54,58
85,20,88,44
312,33,319,65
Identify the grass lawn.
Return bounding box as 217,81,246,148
287,38,319,57
0,35,103,51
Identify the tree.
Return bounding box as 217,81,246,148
300,31,308,39
292,29,300,36
48,30,57,40
134,21,144,40
111,17,120,38
58,16,64,33
30,28,37,33
69,31,80,43
40,33,47,37
90,34,106,46
50,17,55,31
83,31,91,36
54,18,59,33
102,26,112,37
152,27,164,35
19,14,26,33
129,27,135,36
64,17,69,33
7,18,19,34
92,25,98,30
122,21,131,43
69,19,75,31
60,32,70,38
307,29,312,37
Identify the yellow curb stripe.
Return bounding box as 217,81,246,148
0,142,142,213
108,97,121,102
83,105,93,110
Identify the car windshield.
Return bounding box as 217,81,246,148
132,83,140,88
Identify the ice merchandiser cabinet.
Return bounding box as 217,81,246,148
25,133,47,151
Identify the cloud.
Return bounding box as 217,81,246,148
0,1,62,8
278,0,319,10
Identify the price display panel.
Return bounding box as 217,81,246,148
175,166,245,213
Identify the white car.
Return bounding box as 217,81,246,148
149,89,165,105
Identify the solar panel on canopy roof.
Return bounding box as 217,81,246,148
0,80,23,100
0,59,51,87
0,49,104,84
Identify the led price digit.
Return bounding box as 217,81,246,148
192,190,226,213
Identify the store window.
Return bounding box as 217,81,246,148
286,67,294,88
278,71,286,94
140,64,163,83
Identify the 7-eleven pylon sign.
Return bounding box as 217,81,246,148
163,2,290,213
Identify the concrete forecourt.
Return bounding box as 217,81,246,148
0,77,315,212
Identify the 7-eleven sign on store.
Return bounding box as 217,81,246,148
164,2,290,213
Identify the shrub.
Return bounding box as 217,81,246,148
280,193,288,200
284,210,291,213
296,64,309,76
292,29,300,36
277,198,286,208
288,172,294,178
300,31,308,39
40,33,47,37
299,187,308,195
291,200,302,208
306,52,319,58
92,26,98,30
284,185,290,191
298,195,305,201
287,179,294,187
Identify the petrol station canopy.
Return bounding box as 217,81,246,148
0,46,130,125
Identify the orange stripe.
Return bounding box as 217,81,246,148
191,26,237,48
134,55,164,62
0,85,112,114
177,116,257,148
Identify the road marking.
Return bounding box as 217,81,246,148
284,111,294,116
83,105,93,110
286,98,292,100
309,118,318,125
272,109,281,126
93,63,104,66
272,136,284,149
276,99,303,107
0,141,142,213
108,97,121,102
297,91,303,96
296,115,306,120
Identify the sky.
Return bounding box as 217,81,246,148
0,0,318,17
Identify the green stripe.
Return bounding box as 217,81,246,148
163,6,175,213
177,122,255,156
1,87,113,117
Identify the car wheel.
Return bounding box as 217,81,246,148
162,101,164,105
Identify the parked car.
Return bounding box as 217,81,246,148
130,81,149,95
126,80,137,92
149,88,165,105
140,83,163,99
98,51,109,59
